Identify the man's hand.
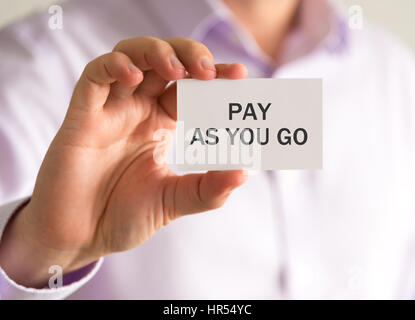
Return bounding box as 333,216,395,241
0,37,248,287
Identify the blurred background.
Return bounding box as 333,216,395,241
0,0,414,53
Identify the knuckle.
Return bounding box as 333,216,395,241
85,60,93,70
139,35,159,43
147,38,171,54
167,37,211,55
84,59,97,73
113,39,128,51
108,51,126,64
164,36,184,43
186,40,210,55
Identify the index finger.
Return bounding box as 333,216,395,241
113,37,186,81
158,63,248,120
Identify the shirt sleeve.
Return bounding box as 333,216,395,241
0,198,103,300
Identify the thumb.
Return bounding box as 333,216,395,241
165,170,249,218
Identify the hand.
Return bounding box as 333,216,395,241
0,37,248,287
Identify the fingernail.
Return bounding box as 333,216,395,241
239,64,249,77
200,56,216,72
128,63,141,74
169,55,185,70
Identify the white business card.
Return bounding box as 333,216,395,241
175,78,322,170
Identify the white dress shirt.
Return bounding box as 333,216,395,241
0,0,415,299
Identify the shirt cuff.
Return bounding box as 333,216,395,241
0,258,103,300
0,198,103,300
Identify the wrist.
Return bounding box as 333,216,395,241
0,202,90,288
